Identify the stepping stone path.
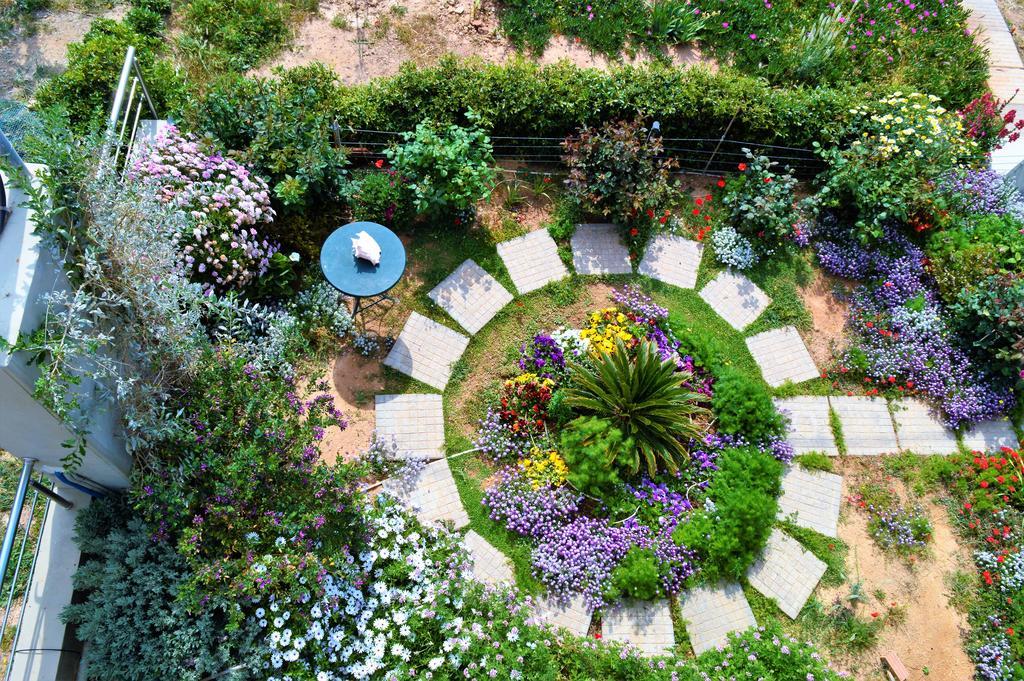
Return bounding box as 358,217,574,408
601,600,674,657
774,396,838,456
571,223,632,275
530,595,592,637
745,326,819,388
829,396,899,456
962,419,1021,452
496,230,568,294
383,458,469,530
698,271,770,331
383,312,469,390
464,530,515,586
777,466,843,537
680,583,757,655
637,234,703,289
747,529,827,619
428,259,513,334
374,394,445,460
890,399,958,455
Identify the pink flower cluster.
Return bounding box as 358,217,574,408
130,126,279,293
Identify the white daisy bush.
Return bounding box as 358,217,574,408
129,125,279,294
250,497,555,680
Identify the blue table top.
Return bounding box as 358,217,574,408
320,222,406,298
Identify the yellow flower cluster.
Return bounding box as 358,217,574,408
580,308,634,355
847,92,977,162
518,447,569,489
504,373,555,389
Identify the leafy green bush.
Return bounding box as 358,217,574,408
347,170,414,227
711,367,785,441
675,447,781,581
608,546,662,600
63,497,256,680
951,273,1024,382
385,110,497,218
35,19,182,129
187,64,350,210
559,416,629,497
721,149,806,257
564,339,709,476
179,0,291,74
926,214,1024,302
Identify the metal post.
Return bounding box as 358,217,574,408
108,46,136,128
0,459,34,599
27,482,73,511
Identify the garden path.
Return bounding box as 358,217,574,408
376,223,1022,656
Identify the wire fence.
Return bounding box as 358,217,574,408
333,125,826,179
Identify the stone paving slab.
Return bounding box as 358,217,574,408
382,458,469,530
965,0,1024,69
530,595,592,637
496,230,568,294
962,419,1021,452
680,583,756,655
698,271,771,330
891,399,959,455
747,529,827,619
637,234,703,289
601,599,674,657
745,327,819,388
571,223,632,275
374,394,445,460
427,259,513,334
773,396,838,456
464,530,514,586
829,396,899,456
383,312,469,390
777,466,843,538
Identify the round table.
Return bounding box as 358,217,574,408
320,221,406,322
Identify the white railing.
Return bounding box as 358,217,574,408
104,46,159,173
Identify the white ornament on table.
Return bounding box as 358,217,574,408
352,231,382,265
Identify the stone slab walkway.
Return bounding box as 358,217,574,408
637,235,703,289
777,466,843,538
829,396,899,456
698,271,770,331
747,529,827,619
383,312,469,390
374,394,445,460
382,458,469,530
601,599,674,657
774,396,838,456
891,399,959,455
464,530,514,586
962,419,1021,452
680,583,756,655
530,595,592,637
745,327,819,388
496,230,568,294
571,223,632,275
428,259,513,334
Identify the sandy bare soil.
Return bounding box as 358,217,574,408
261,0,710,84
0,5,124,100
316,350,386,464
821,459,974,680
798,269,850,370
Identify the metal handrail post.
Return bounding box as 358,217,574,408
0,459,34,599
131,58,158,120
108,46,136,129
0,485,39,638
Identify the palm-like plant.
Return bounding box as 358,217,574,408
563,338,709,476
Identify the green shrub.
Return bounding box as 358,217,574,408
63,497,256,680
347,170,414,227
608,546,662,601
711,367,785,442
721,149,806,256
676,447,781,582
35,19,182,129
559,416,628,497
179,0,291,73
926,213,1024,302
950,273,1024,381
385,110,496,218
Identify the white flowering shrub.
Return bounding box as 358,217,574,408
129,125,279,293
250,499,555,680
710,225,759,270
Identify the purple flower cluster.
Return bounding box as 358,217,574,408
483,467,580,539
625,478,692,521
815,218,1015,427
474,408,532,461
612,284,669,323
974,636,1015,681
518,334,566,379
867,506,929,551
937,168,1024,219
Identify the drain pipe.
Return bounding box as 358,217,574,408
0,459,34,598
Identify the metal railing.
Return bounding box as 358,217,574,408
103,46,159,174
